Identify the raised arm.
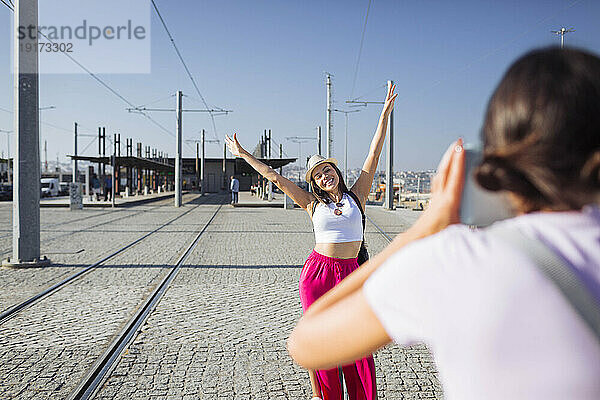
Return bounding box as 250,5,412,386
288,139,465,369
225,133,315,210
350,83,397,206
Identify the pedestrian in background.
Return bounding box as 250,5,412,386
230,175,239,204
226,83,397,400
288,47,600,400
104,175,112,202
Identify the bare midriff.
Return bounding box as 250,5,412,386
313,241,362,259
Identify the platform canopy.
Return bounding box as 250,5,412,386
68,155,174,172
234,157,297,174
68,155,297,175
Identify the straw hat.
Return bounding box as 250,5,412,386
305,154,338,182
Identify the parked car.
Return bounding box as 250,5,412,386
0,184,12,201
59,182,70,196
41,178,59,197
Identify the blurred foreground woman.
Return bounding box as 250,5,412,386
289,47,600,400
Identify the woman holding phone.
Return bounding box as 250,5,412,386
225,83,397,400
288,47,600,399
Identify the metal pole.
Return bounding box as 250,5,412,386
73,123,78,183
201,129,205,195
326,74,332,158
384,80,395,210
112,134,117,207
101,127,106,179
317,126,322,156
222,141,226,191
195,142,199,191
7,0,47,266
279,143,283,175
344,113,348,183
6,131,10,185
175,90,182,207
268,129,273,201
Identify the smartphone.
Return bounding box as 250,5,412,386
459,144,514,227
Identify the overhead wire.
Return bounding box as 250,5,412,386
32,30,176,140
349,83,387,103
5,4,180,149
350,0,372,100
0,0,13,12
80,136,98,155
150,0,222,141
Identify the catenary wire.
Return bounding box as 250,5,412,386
150,0,222,141
350,0,372,100
0,0,13,12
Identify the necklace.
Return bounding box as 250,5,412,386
333,196,344,216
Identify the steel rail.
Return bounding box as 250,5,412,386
68,202,224,400
0,194,217,325
365,214,393,243
0,199,173,254
0,208,118,239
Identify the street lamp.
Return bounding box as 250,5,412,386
551,27,575,48
333,109,361,184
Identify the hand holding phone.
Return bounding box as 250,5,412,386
459,145,514,227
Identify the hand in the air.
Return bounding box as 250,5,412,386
225,133,245,157
382,83,398,117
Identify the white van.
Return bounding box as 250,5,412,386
41,178,59,197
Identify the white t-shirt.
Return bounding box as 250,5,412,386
364,206,600,400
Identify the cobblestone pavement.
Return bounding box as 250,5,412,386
0,195,180,259
0,194,224,399
0,194,203,313
94,203,443,399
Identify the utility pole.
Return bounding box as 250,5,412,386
127,92,232,205
184,129,218,195
384,80,395,210
72,122,78,182
175,90,183,207
286,136,317,178
551,27,575,48
326,73,333,158
279,143,283,175
222,141,227,191
267,129,273,201
43,140,47,173
346,80,395,210
317,126,322,156
201,130,206,195
195,142,199,191
333,109,361,184
6,0,50,267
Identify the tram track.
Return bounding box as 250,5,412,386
0,194,221,325
366,214,393,243
0,199,173,256
0,208,122,240
67,202,224,400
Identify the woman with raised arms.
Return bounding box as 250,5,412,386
225,83,397,400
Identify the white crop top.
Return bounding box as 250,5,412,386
312,193,363,243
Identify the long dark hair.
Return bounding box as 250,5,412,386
475,47,600,212
309,163,349,204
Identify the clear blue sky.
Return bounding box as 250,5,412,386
1,0,599,171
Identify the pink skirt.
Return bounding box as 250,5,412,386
298,250,377,400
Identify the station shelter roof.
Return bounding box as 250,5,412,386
68,155,297,175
